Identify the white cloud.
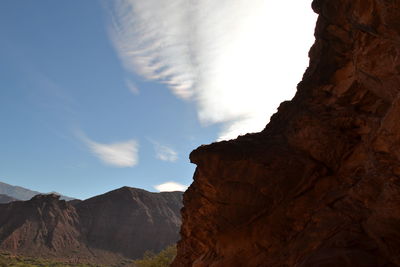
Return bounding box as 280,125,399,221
76,131,139,167
152,142,178,162
125,78,140,95
108,0,317,140
154,181,188,192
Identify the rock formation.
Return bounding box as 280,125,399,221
0,187,182,265
173,0,400,266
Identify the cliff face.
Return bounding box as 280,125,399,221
0,188,182,265
173,0,400,266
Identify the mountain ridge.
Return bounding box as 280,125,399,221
0,186,183,265
0,181,75,201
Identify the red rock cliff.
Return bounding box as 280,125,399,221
173,0,400,266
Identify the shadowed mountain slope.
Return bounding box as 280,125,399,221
76,187,182,259
0,194,18,203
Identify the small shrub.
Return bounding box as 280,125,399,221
133,245,177,267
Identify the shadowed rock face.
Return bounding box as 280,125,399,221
173,0,400,266
0,188,182,265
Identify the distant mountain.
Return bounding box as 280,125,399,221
0,194,18,204
0,181,75,201
0,187,183,265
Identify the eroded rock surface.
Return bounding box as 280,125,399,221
173,0,400,266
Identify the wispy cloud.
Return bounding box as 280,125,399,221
151,141,178,162
125,78,140,95
76,131,139,167
154,181,188,192
107,0,317,140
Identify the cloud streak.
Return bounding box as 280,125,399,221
154,181,188,192
152,142,178,162
108,0,317,140
125,78,140,95
77,131,139,167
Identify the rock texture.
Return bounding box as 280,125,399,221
173,0,400,266
0,187,182,265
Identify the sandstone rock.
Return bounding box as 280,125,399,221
173,0,400,266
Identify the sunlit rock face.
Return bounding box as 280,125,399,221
173,0,400,266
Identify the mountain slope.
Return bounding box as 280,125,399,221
0,187,183,265
0,181,41,201
0,194,18,204
0,181,74,201
76,187,182,259
0,194,84,259
173,0,400,266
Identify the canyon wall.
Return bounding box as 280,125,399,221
173,0,400,266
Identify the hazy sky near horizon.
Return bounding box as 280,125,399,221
0,0,317,199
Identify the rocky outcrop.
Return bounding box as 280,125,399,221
0,188,182,265
173,0,400,266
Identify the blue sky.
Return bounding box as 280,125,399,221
0,0,316,199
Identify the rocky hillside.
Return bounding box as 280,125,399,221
76,187,182,260
173,0,400,266
0,187,182,265
0,194,84,260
